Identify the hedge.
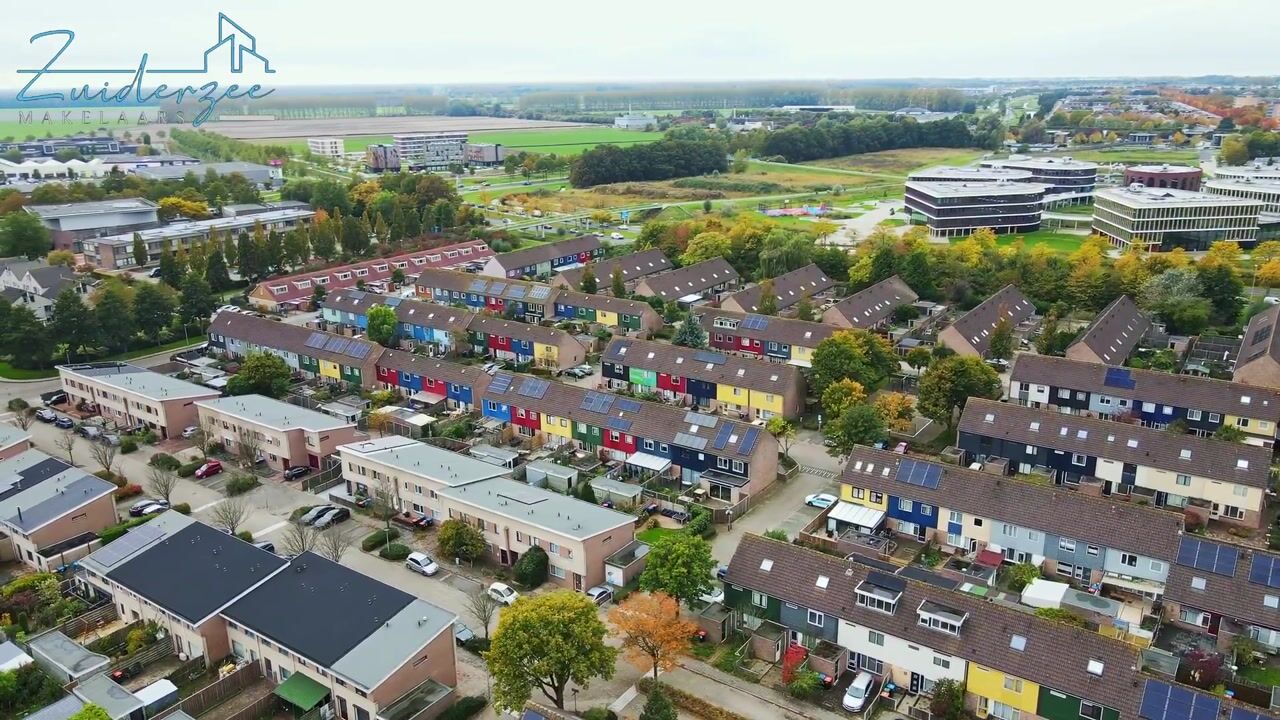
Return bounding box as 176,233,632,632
120,438,139,454
177,461,202,477
114,484,143,499
438,697,486,720
99,515,156,544
225,474,261,496
379,543,411,561
636,679,747,720
172,503,192,515
236,530,254,542
149,453,181,471
362,529,400,552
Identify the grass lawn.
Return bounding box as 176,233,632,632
1240,664,1280,686
468,127,663,156
807,147,989,176
1052,203,1095,215
980,229,1088,254
1051,148,1199,166
0,337,204,380
878,218,907,227
637,527,679,544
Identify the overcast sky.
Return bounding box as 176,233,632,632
2,0,1276,90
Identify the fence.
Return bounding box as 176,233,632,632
107,638,173,675
164,655,207,686
303,460,345,493
156,662,265,719
49,602,116,640
218,691,279,720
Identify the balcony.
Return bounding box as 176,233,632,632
378,678,455,720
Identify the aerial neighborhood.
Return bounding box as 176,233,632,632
3,16,1280,720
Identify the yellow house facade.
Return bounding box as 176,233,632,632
540,413,573,442
595,309,618,328
318,359,341,380
534,342,559,368
840,482,890,513
1222,413,1276,447
747,389,785,417
968,664,1040,719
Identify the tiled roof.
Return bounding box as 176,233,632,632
209,312,383,373
250,243,492,304
602,337,801,394
959,398,1273,488
1011,353,1280,421
414,269,559,304
947,285,1035,355
633,258,740,301
555,289,661,320
723,264,834,313
824,275,919,329
488,235,601,271
692,306,837,348
552,249,672,290
322,290,476,334
1164,536,1280,631
842,447,1182,561
1237,304,1280,377
375,351,493,393
727,535,1142,718
1067,295,1151,364
469,315,579,349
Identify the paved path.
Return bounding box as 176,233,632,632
643,661,851,720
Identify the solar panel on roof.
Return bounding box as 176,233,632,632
529,286,551,299
712,423,734,450
385,297,403,307
304,332,328,349
1230,708,1270,720
685,412,717,427
1176,536,1239,577
324,336,350,354
346,343,371,360
468,279,488,292
1139,680,1220,720
1103,367,1136,390
738,427,760,455
617,399,642,413
742,315,769,331
693,350,726,365
675,432,707,450
490,282,508,295
898,458,943,489
517,378,550,399
93,522,164,569
488,374,513,394
1249,554,1280,588
606,417,633,432
508,285,527,299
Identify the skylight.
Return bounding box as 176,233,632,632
760,559,773,572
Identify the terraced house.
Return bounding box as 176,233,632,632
208,312,381,389
936,284,1036,357
416,269,558,322
721,263,835,315
1161,535,1280,654
1064,295,1152,366
551,290,663,335
693,307,837,367
550,249,673,292
466,315,585,371
631,258,740,305
480,235,604,279
822,275,920,331
601,337,805,420
957,398,1272,528
1235,303,1280,390
1010,354,1280,448
838,447,1181,600
373,352,492,410
321,290,475,355
724,534,1144,720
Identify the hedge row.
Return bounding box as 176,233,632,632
636,679,747,720
438,697,485,720
379,543,411,561
361,529,400,552
177,461,203,477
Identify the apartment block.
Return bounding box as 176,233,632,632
307,137,345,158
59,362,220,439
195,394,362,472
393,132,467,170
0,446,116,571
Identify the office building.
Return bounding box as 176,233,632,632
1204,177,1280,217
365,144,400,173
1092,184,1263,251
135,161,282,187
24,199,160,250
613,114,658,130
1212,163,1280,183
463,143,507,166
907,165,1034,184
393,132,467,170
1123,164,1202,191
905,180,1049,238
82,207,314,269
306,137,344,158
980,155,1098,195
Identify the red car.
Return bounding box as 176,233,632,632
194,460,223,479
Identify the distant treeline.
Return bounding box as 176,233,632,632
569,136,728,187
825,88,970,112
169,129,290,164
518,86,972,112
756,116,993,163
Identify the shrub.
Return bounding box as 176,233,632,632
361,529,400,552
114,484,143,499
224,474,261,496
763,529,788,542
647,518,660,530
437,697,486,720
1004,562,1041,592
636,679,746,720
2,572,58,598
172,503,191,515
7,399,29,412
379,543,411,561
140,430,158,444
99,516,156,544
94,470,125,487
787,670,822,699
177,461,202,477
149,453,181,471
120,438,139,454
236,530,254,542
583,709,618,720
461,637,490,655
513,545,549,587
1034,607,1088,627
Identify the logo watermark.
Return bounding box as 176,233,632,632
16,13,275,127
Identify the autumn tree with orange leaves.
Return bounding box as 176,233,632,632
609,592,697,680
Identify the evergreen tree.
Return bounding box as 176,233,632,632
311,220,337,261
158,241,185,288
205,249,232,291
236,231,259,280
402,205,422,239
222,231,239,268
580,264,598,294
640,686,677,720
283,229,309,270
265,230,285,274
611,265,626,297
432,199,456,229
180,274,216,323
373,214,390,246
342,216,369,255
673,314,708,348
131,233,148,268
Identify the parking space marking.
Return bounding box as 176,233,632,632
193,498,225,513
800,465,837,479
255,520,289,537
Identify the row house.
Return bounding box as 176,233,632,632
822,275,919,331
721,263,835,315
551,290,663,335
480,235,604,279
957,398,1272,528
631,258,741,305
725,535,1142,720
1162,535,1280,654
1064,295,1152,366
321,289,474,355
1010,354,1280,448
601,337,805,420
937,284,1036,357
374,351,493,410
337,435,508,520
208,312,381,389
247,241,493,312
1236,303,1280,389
416,269,557,322
467,315,586,371
0,445,117,572
693,307,836,367
58,361,219,439
550,249,672,293
839,447,1181,599
194,394,362,472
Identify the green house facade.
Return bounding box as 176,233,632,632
1037,686,1119,720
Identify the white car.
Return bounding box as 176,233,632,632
405,552,440,577
181,426,199,439
699,584,725,605
609,232,624,240
805,493,838,509
481,362,500,375
842,672,875,712
215,305,240,315
487,582,519,606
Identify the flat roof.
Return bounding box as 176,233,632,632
0,449,114,533
1127,164,1200,173
89,208,314,247
439,477,635,540
338,437,509,487
1096,185,1264,207
906,180,1051,197
1204,177,1280,192
135,161,274,179
909,165,1034,181
330,598,455,689
28,631,109,679
989,155,1100,170
197,394,355,433
59,363,220,401
26,199,158,218
0,423,29,450
73,672,143,719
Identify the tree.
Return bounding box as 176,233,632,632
1220,135,1250,166
366,305,398,347
341,216,369,255
821,378,867,419
639,685,678,720
93,285,135,354
264,231,285,274
466,589,501,642
438,518,487,561
317,525,357,563
672,314,708,348
917,356,1001,428
279,521,321,557
609,592,696,680
580,264,598,294
209,497,249,534
283,229,309,270
236,428,263,468
794,293,815,322
88,439,118,476
179,274,215,324
133,283,176,342
158,242,185,288
55,433,77,464
9,408,34,432
929,679,966,720
638,532,715,607
680,231,731,266
611,265,626,297
46,250,75,267
987,317,1013,361
311,221,337,261
810,330,897,396
226,352,291,398
824,405,887,455
147,467,178,504
905,347,932,376
0,212,52,259
755,279,778,316
50,289,96,361
765,416,795,459
874,392,916,433
68,704,111,720
487,590,617,711
205,249,232,292
1195,262,1243,324
514,545,549,587
1257,258,1280,288
1214,424,1247,443
236,231,263,280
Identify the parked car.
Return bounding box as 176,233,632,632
804,493,838,509
194,460,223,479
53,416,74,429
698,585,725,605
609,232,624,240
181,426,199,439
585,585,613,606
129,499,168,517
77,425,102,440
487,582,519,606
253,541,276,554
148,267,162,278
283,466,311,480
299,505,335,524
453,622,476,646
716,565,728,581
35,408,57,423
893,442,908,454
405,552,440,576
313,507,350,528
42,391,67,406
216,305,240,315
842,672,875,713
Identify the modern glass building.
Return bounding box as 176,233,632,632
904,180,1049,238
1092,184,1263,251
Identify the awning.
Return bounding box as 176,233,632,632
411,390,445,404
828,502,885,530
975,548,1005,568
625,452,671,473
274,672,329,711
1103,574,1164,594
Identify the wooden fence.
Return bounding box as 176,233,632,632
108,639,173,675
156,662,265,719
48,602,116,640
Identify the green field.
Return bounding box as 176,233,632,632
0,107,159,142
947,229,1089,254
467,127,663,156
1050,148,1199,166
807,147,990,177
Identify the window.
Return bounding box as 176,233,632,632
868,630,884,646
990,700,1020,720
1209,413,1221,423
1071,453,1087,467
933,656,951,670
732,460,745,473
643,439,655,451
807,609,824,627
1237,417,1250,428
1059,538,1076,552
852,488,865,500
1234,484,1249,497
1058,388,1071,399
1121,553,1138,568
1003,677,1023,693
751,591,767,608
899,498,914,512
1150,560,1165,573
1265,595,1279,609
717,457,730,469
1187,409,1202,421
1191,577,1207,590
1086,545,1099,557
549,565,566,579
1080,702,1103,720
549,542,560,554
870,492,884,504
1180,608,1210,627
1176,474,1191,486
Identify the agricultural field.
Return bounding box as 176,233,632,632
0,107,158,141
806,147,990,176
467,126,663,155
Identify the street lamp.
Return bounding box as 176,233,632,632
571,688,579,713
726,509,734,531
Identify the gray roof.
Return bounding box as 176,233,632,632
723,264,834,313
329,598,455,689
25,695,84,720
135,161,274,180
824,275,918,329
1066,295,1151,364
196,394,355,433
439,477,636,540
337,437,509,488
907,165,1034,182
0,640,31,670
946,284,1035,355
25,198,158,218
959,398,1273,488
1011,353,1280,421
1096,184,1263,208
79,510,194,577
633,258,739,301
603,337,802,395
490,235,601,271
26,265,81,297
58,363,219,402
692,306,837,348
73,672,143,719
0,423,29,450
28,631,109,679
1237,304,1280,378
553,249,672,290
322,291,475,333
6,474,115,533
1163,537,1280,632
209,313,383,374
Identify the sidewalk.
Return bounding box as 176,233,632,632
645,661,851,720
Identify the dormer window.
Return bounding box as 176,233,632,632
855,572,903,614
917,600,967,635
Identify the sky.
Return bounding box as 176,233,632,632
1,0,1277,90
